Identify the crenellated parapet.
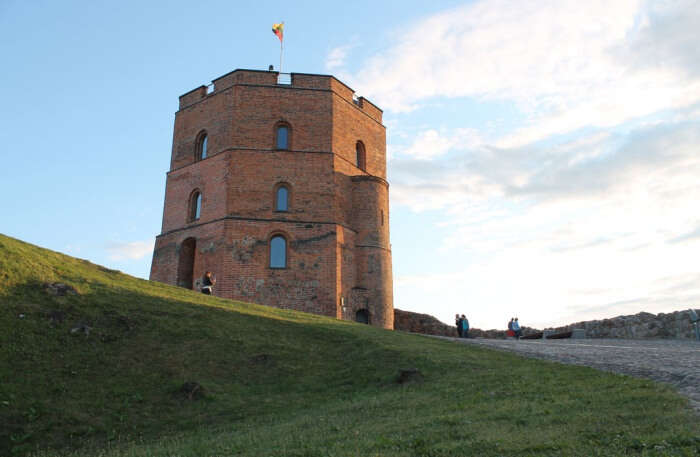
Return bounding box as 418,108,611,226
177,69,382,124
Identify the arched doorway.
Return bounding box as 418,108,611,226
355,308,370,324
177,237,196,289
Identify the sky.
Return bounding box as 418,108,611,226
2,0,699,330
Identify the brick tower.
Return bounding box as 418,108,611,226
149,69,393,329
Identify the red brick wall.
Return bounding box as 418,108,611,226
331,91,386,178
225,150,335,221
350,176,393,328
292,73,332,90
150,221,226,288
219,219,339,316
151,69,393,329
161,152,230,233
212,69,278,91
231,84,332,151
178,85,207,110
171,88,236,171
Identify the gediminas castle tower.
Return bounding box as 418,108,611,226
149,69,393,329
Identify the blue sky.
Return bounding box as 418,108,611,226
2,0,700,329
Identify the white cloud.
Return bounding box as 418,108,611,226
347,0,700,146
106,240,154,261
325,44,355,70
390,120,700,211
400,128,482,160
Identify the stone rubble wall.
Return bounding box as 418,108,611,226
548,309,700,339
393,309,535,338
394,308,700,340
393,309,457,337
468,327,539,339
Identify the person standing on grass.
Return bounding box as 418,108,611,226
512,317,521,339
460,314,469,338
455,314,463,338
201,271,216,295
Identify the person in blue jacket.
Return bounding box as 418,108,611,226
460,314,469,338
512,317,522,339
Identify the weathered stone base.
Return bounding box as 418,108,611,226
547,310,700,339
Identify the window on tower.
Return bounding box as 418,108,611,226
270,235,287,268
356,141,366,171
276,124,289,149
275,184,289,211
196,131,208,161
189,190,202,221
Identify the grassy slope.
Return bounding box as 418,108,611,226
0,234,698,457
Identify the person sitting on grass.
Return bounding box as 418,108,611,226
201,271,216,295
512,317,522,339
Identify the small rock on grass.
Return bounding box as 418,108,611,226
180,381,205,400
396,368,424,384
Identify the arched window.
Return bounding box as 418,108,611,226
189,190,202,221
276,124,290,150
275,184,289,212
270,235,287,268
356,141,366,171
196,132,208,161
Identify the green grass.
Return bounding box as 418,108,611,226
0,233,698,457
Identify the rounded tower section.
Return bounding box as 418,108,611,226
351,175,393,329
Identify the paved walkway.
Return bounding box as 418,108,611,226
450,337,700,413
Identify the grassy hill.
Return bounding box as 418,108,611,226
0,234,698,456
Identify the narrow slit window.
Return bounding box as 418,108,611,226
276,126,289,149
356,141,366,170
196,132,208,161
270,235,287,268
276,186,289,211
190,191,202,221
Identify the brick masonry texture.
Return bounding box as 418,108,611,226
150,69,393,329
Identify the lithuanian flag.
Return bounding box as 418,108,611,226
272,22,284,42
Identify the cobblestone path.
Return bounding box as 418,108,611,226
453,338,700,413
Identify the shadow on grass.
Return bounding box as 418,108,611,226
2,279,443,456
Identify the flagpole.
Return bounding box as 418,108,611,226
280,39,283,74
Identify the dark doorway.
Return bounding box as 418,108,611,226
355,308,370,324
177,237,196,289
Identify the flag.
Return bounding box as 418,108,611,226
272,22,284,42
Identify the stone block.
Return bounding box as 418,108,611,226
571,328,586,339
